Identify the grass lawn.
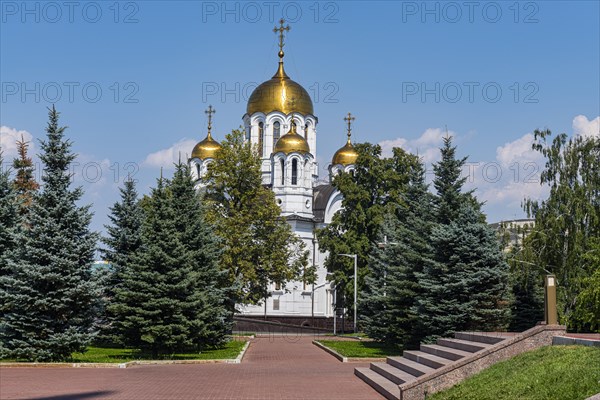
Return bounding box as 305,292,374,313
429,345,600,400
317,340,401,358
2,340,247,363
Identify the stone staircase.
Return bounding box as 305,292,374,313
355,331,515,400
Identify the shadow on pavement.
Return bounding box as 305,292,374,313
28,391,116,400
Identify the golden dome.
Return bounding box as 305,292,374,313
191,132,221,160
273,122,310,154
332,112,359,166
247,62,314,116
332,140,358,166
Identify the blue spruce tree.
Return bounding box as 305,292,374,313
416,136,510,341
1,106,99,361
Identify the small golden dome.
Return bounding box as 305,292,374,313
273,122,310,154
332,140,358,166
332,112,358,166
247,63,314,116
191,132,221,160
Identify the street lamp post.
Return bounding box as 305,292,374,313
338,253,358,333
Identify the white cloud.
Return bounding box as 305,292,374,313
495,133,543,167
572,115,599,139
143,138,197,169
379,127,451,163
0,126,35,160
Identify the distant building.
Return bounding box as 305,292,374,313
489,218,535,251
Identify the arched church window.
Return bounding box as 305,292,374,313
196,163,201,178
292,158,298,185
304,123,309,140
280,159,285,185
258,122,264,157
273,121,281,149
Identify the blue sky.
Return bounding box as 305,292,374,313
1,0,599,235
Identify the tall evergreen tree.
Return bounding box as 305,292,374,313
168,161,230,346
417,205,511,340
433,135,479,223
110,176,187,355
416,136,510,340
101,178,143,292
96,178,143,341
109,163,229,355
361,157,434,347
0,106,99,361
0,152,21,356
12,135,39,214
0,151,20,277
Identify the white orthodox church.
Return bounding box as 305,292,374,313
189,21,358,327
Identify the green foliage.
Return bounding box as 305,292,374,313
101,178,143,292
11,135,39,213
97,178,143,341
521,130,599,329
0,106,99,362
506,244,544,332
109,162,230,355
317,144,414,310
417,205,511,341
429,345,600,400
574,238,600,332
416,136,510,341
203,128,310,308
361,158,434,348
433,136,480,224
0,151,20,277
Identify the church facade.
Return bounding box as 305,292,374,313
189,20,357,324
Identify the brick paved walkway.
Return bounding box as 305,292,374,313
0,336,383,400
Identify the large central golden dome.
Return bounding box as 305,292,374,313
247,62,314,116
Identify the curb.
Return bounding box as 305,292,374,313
312,340,385,363
552,336,600,348
0,340,251,368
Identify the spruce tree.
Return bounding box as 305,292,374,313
1,106,99,361
12,135,39,214
417,205,511,341
97,178,143,341
0,151,20,277
109,175,186,355
416,135,511,341
0,152,20,356
362,158,434,347
109,163,228,355
169,161,230,345
433,136,478,224
101,178,143,292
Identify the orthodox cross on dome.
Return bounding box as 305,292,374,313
344,112,355,142
205,105,215,135
273,18,290,61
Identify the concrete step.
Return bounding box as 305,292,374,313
403,350,452,369
355,367,400,400
455,331,510,345
386,356,436,377
437,338,491,353
370,362,418,385
420,344,472,361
